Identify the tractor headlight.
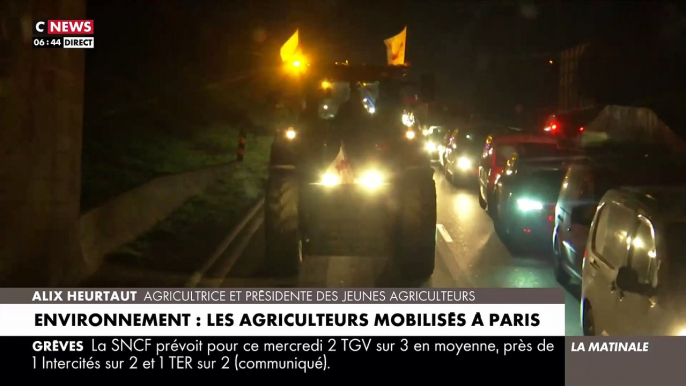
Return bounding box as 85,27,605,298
457,156,472,170
285,127,296,140
425,142,437,152
517,198,544,211
357,170,384,189
321,173,340,186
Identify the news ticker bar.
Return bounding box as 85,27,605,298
1,336,565,381
32,37,94,49
2,336,685,384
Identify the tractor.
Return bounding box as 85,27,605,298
265,62,437,280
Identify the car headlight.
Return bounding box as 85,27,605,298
425,142,437,152
357,170,384,189
457,156,472,170
285,127,296,140
517,198,544,211
321,172,340,186
406,130,416,139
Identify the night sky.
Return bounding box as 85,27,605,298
86,0,686,125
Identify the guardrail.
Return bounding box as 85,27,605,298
78,161,238,276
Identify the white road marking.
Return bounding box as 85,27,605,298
437,224,453,243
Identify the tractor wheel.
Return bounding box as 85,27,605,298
395,169,437,280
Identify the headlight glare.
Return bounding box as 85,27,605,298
321,173,340,186
517,198,544,211
358,170,384,189
457,156,472,170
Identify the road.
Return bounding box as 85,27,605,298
216,166,583,336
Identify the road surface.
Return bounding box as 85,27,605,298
218,166,583,336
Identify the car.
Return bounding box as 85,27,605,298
265,63,437,280
581,186,686,336
542,108,599,142
552,144,678,284
478,133,567,217
438,127,458,167
422,126,446,162
491,155,578,253
443,131,482,185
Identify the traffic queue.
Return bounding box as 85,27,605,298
426,117,686,336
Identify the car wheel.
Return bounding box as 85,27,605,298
553,232,570,285
395,169,437,280
264,172,301,277
582,302,596,336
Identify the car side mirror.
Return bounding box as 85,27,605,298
616,266,640,293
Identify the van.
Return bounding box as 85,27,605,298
581,187,686,335
552,146,680,284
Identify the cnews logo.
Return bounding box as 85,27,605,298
33,20,94,35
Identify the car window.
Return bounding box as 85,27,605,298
496,145,516,164
458,137,480,152
516,143,560,158
428,131,444,142
665,222,686,290
576,178,597,222
630,216,659,287
579,178,594,202
592,201,636,267
558,167,577,209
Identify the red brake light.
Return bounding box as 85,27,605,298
579,127,584,132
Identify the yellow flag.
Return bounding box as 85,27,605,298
280,29,299,62
384,26,407,65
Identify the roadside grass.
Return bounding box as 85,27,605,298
103,133,271,273
81,116,257,212
80,78,273,212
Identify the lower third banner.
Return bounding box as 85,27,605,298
0,288,566,381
